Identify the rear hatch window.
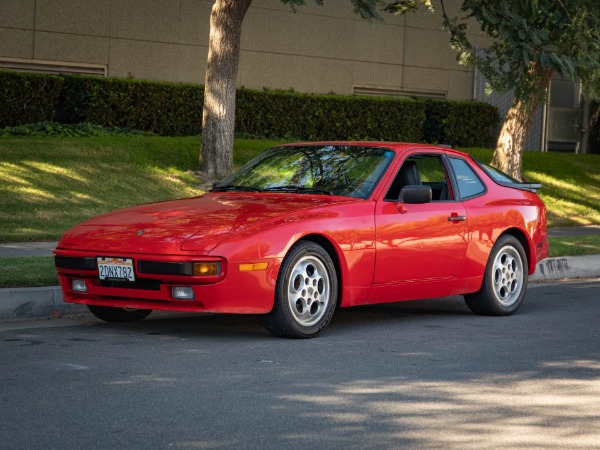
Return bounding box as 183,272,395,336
476,160,542,193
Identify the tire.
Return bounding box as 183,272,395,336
88,305,152,323
464,234,528,316
263,241,338,338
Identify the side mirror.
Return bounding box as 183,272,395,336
398,185,432,204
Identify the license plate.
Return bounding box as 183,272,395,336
97,257,135,282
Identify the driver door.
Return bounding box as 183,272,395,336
373,152,468,283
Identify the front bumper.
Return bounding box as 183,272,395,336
54,249,279,314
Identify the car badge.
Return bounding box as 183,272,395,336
136,230,146,236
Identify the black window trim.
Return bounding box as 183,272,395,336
440,154,461,202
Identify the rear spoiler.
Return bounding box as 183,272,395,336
513,183,542,193
492,180,542,193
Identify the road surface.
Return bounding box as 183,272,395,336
1,279,599,449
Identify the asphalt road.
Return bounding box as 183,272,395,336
1,280,599,449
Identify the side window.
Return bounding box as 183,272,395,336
385,154,453,201
449,157,486,199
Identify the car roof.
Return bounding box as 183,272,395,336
279,141,470,157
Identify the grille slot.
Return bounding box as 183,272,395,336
99,279,161,291
55,256,96,270
138,260,193,276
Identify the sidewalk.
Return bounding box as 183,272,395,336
0,241,57,258
1,226,599,321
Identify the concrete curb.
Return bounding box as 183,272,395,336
529,254,600,283
0,286,88,321
1,255,598,322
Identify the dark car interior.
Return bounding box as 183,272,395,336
385,155,451,202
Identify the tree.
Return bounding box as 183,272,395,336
386,0,600,180
201,0,382,180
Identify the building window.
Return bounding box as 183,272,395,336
353,85,447,100
0,57,106,76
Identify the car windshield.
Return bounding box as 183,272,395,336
213,145,395,199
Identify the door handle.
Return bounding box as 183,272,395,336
448,214,466,222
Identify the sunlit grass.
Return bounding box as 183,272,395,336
548,235,600,257
0,135,286,242
1,137,598,243
463,148,600,227
1,138,599,288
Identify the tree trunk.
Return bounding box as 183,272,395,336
201,0,252,180
491,62,554,181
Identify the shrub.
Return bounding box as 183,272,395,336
423,99,500,147
0,71,499,146
0,71,63,128
0,121,155,137
59,76,203,135
236,89,426,142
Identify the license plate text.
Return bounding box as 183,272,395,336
97,257,135,282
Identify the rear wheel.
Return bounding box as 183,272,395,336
88,305,152,323
464,235,528,316
264,241,338,338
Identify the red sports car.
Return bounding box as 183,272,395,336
54,142,548,338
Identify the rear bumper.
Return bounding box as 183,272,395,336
531,228,550,274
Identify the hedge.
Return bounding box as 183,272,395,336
423,99,500,147
236,88,426,142
58,76,204,136
0,71,499,146
0,71,64,128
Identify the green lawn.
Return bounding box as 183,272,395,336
1,135,599,243
0,257,57,288
1,135,599,288
0,136,286,242
464,148,600,227
548,235,600,257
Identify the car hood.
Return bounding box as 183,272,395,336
57,193,353,255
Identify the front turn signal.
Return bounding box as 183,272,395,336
192,262,220,276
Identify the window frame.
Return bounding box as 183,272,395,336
384,152,457,203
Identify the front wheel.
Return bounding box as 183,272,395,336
88,305,152,323
263,241,338,338
464,235,528,316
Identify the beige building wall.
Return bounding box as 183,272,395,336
0,0,484,100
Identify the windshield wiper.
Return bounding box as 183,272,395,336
264,185,332,195
209,185,262,192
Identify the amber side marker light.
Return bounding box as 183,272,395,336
238,263,269,272
192,262,220,276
